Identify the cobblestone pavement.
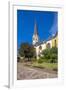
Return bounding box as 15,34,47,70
17,63,57,80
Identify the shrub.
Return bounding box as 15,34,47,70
50,54,57,63
41,47,58,63
38,59,44,63
31,58,37,62
50,47,58,54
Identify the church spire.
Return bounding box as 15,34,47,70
32,20,39,45
34,20,38,35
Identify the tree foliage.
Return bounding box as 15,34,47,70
18,43,36,61
41,47,58,63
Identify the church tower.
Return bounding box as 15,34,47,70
32,20,39,45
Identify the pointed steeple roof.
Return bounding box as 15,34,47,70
34,20,38,35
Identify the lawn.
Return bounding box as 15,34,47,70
31,62,58,71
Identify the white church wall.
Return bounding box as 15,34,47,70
34,39,53,59
41,43,46,50
35,46,40,59
35,43,46,59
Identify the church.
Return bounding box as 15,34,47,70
32,21,58,59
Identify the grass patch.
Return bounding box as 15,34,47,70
31,62,58,71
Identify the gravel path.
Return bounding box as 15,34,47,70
17,63,57,80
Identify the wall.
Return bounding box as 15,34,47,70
52,36,58,47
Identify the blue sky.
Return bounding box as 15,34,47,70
17,10,58,48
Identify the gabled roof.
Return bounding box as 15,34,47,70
34,31,58,47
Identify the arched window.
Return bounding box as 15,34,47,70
39,45,42,50
46,43,51,48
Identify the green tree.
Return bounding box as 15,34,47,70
18,43,36,61
41,47,58,63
